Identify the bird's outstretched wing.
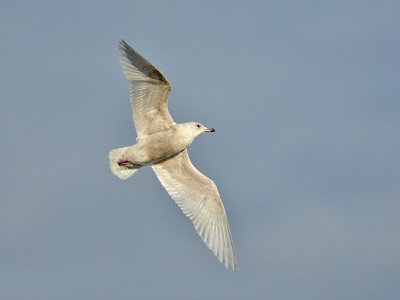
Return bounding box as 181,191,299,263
152,150,238,270
119,40,175,137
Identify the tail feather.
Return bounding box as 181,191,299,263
109,146,141,180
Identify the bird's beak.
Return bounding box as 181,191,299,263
205,128,215,132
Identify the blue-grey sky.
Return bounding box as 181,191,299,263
1,1,400,299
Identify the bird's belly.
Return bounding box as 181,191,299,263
132,137,187,165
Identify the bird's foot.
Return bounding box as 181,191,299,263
118,160,130,166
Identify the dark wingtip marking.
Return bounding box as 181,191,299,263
119,39,170,85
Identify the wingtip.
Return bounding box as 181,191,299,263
118,39,136,58
117,39,170,86
231,260,239,271
225,256,239,271
118,39,129,53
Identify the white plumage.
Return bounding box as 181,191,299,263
109,40,238,270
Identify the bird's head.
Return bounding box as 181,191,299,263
184,122,215,137
177,122,215,145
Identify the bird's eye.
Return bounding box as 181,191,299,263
196,124,200,128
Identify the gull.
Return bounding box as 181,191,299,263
109,40,238,270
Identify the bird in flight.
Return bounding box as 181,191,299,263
109,40,238,270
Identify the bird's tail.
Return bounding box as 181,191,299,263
109,146,141,180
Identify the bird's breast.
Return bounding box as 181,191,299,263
133,130,190,165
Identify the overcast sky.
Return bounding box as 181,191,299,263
1,0,400,299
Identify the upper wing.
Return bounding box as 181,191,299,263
119,40,175,137
152,150,238,270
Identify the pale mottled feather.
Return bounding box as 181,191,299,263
118,40,175,137
152,150,238,270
